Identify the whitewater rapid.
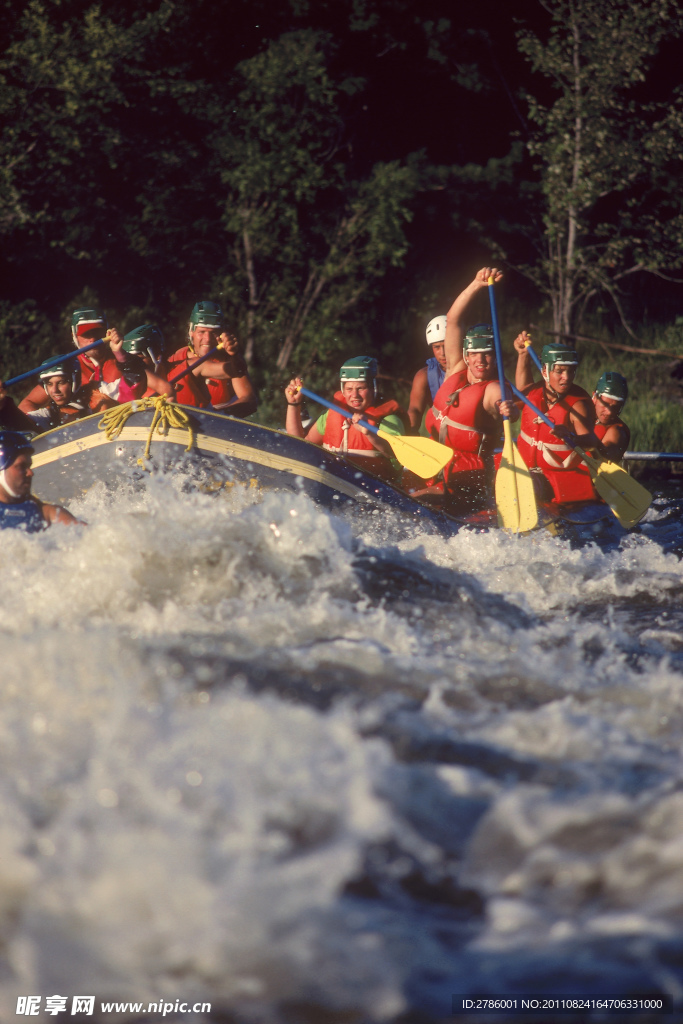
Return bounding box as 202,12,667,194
2,476,683,1021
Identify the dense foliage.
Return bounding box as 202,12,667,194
1,0,683,441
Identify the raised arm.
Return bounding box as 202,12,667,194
444,266,502,376
513,331,535,391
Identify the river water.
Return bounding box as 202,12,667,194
2,473,683,1022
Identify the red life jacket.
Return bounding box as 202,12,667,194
167,347,211,407
425,371,499,492
517,383,597,503
321,392,408,482
206,352,249,408
77,352,124,401
206,376,235,409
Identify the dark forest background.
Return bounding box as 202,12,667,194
3,0,683,443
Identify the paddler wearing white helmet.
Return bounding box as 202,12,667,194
0,430,83,531
285,356,409,483
407,315,448,431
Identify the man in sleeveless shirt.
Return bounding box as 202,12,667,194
407,315,448,431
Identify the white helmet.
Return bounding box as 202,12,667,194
426,315,447,345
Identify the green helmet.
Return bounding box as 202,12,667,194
71,308,107,347
540,343,579,370
463,323,495,353
340,355,377,384
124,324,164,365
189,301,223,332
595,370,628,405
340,356,377,398
38,359,79,394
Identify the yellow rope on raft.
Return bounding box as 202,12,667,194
97,395,195,466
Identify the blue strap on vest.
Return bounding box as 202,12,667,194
426,357,446,400
0,499,46,533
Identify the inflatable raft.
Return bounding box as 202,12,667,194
28,403,464,535
28,402,624,544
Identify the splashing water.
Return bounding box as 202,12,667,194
2,476,683,1021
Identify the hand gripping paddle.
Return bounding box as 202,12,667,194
298,386,453,479
487,279,538,533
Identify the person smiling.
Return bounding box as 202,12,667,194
418,267,518,512
168,301,257,416
284,356,408,483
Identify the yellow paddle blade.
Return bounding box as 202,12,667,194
376,428,453,479
495,421,538,533
574,446,652,528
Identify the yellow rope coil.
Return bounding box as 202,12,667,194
97,395,195,466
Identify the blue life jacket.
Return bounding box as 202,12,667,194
426,356,446,400
0,498,46,533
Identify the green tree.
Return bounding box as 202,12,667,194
515,0,683,336
205,30,419,372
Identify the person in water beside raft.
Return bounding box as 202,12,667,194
514,331,602,505
412,267,518,513
168,301,258,416
284,357,409,484
407,315,448,431
0,431,82,531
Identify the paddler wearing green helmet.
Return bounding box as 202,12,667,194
18,359,82,432
412,267,518,514
284,356,409,484
122,324,174,399
166,301,258,416
592,370,630,461
20,307,127,419
513,329,602,505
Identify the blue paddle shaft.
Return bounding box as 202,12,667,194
4,339,105,388
623,452,683,461
525,343,544,372
487,281,509,419
299,387,379,435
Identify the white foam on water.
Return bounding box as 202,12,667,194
2,478,683,1016
0,629,404,1019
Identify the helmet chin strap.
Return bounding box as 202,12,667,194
542,364,561,401
0,469,21,499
